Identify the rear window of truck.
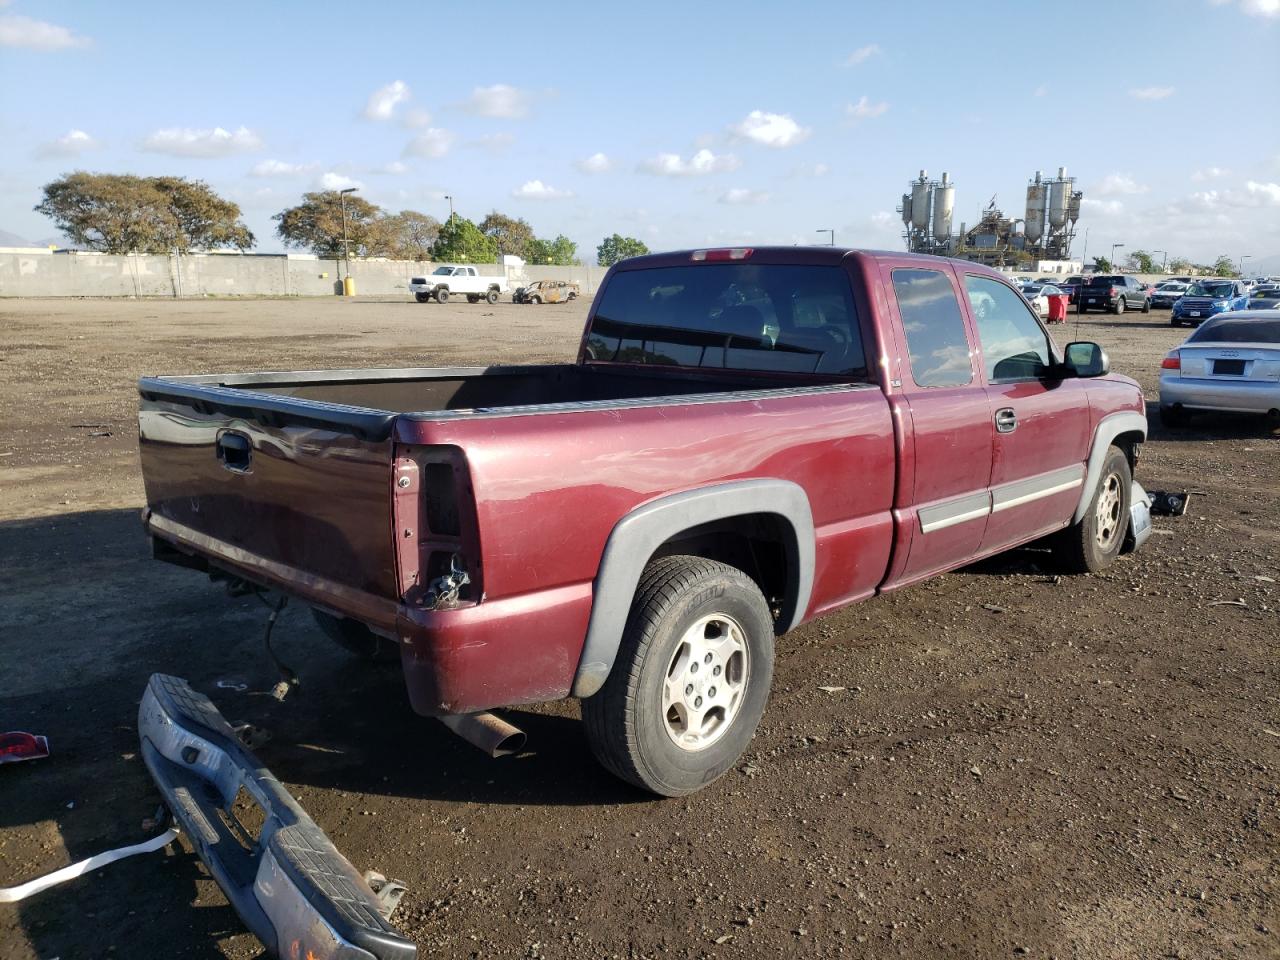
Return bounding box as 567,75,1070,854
585,264,867,376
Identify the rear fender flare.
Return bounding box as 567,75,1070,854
1072,411,1148,523
571,479,815,698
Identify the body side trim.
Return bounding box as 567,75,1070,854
991,465,1084,513
918,491,992,534
571,479,815,698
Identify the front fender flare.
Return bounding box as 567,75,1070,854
1072,410,1147,523
571,479,815,698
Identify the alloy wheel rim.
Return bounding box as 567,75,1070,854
660,613,750,752
1095,472,1123,548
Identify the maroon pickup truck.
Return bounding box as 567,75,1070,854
138,247,1152,799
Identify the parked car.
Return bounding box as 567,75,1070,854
1248,283,1280,309
1020,283,1064,318
409,265,507,304
1058,277,1085,304
1159,310,1280,425
1168,276,1195,285
1151,281,1190,308
1170,279,1250,326
1079,275,1150,314
513,279,580,304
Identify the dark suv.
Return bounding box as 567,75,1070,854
1080,275,1150,314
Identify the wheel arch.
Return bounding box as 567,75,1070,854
571,479,815,698
1072,411,1147,523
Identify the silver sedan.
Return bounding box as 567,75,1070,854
1158,310,1280,426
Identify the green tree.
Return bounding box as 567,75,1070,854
1168,257,1193,274
1128,250,1155,273
381,210,440,260
431,216,499,263
35,172,253,253
478,211,535,259
527,234,579,266
597,233,649,267
1212,255,1237,277
274,191,387,257
1092,255,1112,273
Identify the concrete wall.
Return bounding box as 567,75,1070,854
0,252,609,298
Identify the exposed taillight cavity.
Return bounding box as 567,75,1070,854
392,444,481,605
1109,286,1119,296
691,248,753,262
1161,353,1181,370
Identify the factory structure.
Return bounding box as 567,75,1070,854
898,167,1083,273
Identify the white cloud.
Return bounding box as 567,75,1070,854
363,80,410,121
718,188,769,205
576,152,613,174
638,149,740,176
0,12,89,49
461,84,532,119
403,128,456,159
512,180,573,200
1095,173,1149,196
1191,166,1230,181
1081,197,1124,215
1034,85,1048,97
141,125,262,158
843,44,881,66
380,161,409,175
1129,85,1175,100
37,129,96,157
1245,180,1280,204
402,108,432,129
729,110,810,148
870,211,896,227
1216,0,1280,16
251,159,310,177
318,172,363,191
468,132,515,151
791,162,830,178
845,96,889,120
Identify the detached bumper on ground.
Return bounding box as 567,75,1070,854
138,674,416,960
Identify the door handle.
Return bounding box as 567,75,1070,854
995,407,1018,433
216,431,253,472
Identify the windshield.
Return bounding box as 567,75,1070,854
1187,281,1233,297
432,266,453,275
1087,275,1123,286
586,263,868,376
1157,282,1186,291
1187,319,1280,343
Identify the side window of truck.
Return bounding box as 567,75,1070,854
891,269,972,388
963,275,1052,382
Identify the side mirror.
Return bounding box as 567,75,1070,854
1063,341,1109,378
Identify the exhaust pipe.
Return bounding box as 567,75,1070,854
437,712,526,758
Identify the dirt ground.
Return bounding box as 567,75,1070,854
0,295,1276,960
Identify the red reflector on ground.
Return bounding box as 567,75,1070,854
0,732,50,764
691,248,753,262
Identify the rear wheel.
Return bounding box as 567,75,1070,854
1142,297,1151,313
486,289,500,305
530,295,542,304
1053,446,1132,574
436,288,450,304
1113,298,1125,315
414,293,430,303
582,555,775,797
466,294,479,303
1078,305,1088,314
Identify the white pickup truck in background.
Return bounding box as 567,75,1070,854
409,266,507,304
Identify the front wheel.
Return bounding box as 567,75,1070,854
486,289,500,304
1053,446,1132,574
582,555,775,797
414,293,430,303
435,288,449,304
530,295,542,304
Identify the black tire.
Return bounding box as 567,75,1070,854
530,295,542,305
415,292,430,303
486,289,500,305
1141,297,1151,314
1170,318,1181,326
1078,305,1088,314
1113,298,1125,315
311,609,396,661
466,294,479,303
1159,404,1191,428
1053,446,1132,574
436,288,449,304
582,555,775,797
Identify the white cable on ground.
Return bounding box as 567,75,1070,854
0,827,179,903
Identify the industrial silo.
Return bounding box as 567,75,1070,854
910,172,931,233
1025,173,1046,244
931,172,954,241
1048,167,1069,229
901,193,912,225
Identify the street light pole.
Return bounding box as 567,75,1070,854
1239,254,1250,277
816,229,834,246
339,187,357,282
1111,242,1125,271
444,194,454,224
1151,249,1167,273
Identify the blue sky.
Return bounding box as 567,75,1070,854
2,0,1278,266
